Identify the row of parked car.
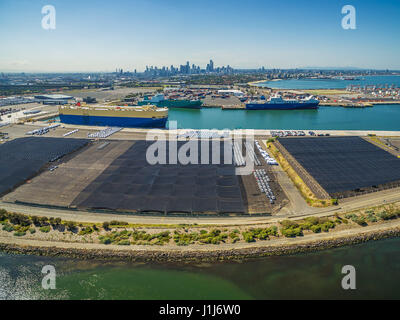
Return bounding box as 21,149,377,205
255,140,278,165
88,127,122,139
271,130,306,137
271,130,331,137
254,169,276,204
309,131,331,137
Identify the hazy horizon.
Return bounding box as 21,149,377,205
1,0,400,72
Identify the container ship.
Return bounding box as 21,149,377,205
59,104,168,128
138,94,202,109
246,95,319,110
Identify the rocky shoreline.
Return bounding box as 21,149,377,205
1,226,399,263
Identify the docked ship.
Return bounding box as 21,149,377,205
59,104,168,128
138,94,202,109
246,95,319,110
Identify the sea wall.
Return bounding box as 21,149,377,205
1,226,399,263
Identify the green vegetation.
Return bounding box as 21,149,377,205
0,203,400,248
99,230,171,246
2,223,14,232
173,229,229,246
78,227,94,236
280,220,303,237
39,226,51,233
242,226,278,242
280,216,339,237
13,231,26,237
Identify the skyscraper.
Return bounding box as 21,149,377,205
209,59,214,72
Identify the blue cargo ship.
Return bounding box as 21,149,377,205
59,104,168,128
246,95,319,110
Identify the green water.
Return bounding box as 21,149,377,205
167,105,400,130
49,105,400,131
1,238,400,299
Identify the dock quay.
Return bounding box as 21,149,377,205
221,104,245,109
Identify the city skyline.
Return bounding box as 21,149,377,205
1,0,400,72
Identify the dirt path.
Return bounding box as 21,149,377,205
2,186,400,226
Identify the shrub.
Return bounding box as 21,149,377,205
354,216,367,226
0,209,7,222
310,225,321,233
99,236,111,244
31,216,41,227
281,227,303,238
243,232,255,243
304,216,320,225
2,223,14,232
102,222,110,230
65,221,77,231
78,227,93,235
13,231,26,237
229,232,239,239
366,213,377,223
321,224,329,232
345,213,357,220
377,210,397,220
29,228,36,234
39,217,49,226
39,226,51,233
8,213,31,226
280,220,299,229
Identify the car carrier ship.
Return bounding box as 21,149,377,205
246,94,319,110
138,94,202,109
59,104,168,128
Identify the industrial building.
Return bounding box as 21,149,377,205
34,94,74,105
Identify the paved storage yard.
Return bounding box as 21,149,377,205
0,137,88,196
2,136,288,215
4,140,132,207
278,136,400,198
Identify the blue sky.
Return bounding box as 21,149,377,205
0,0,399,72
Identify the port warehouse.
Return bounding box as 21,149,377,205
0,94,74,107
277,136,400,199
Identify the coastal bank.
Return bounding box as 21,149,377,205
1,218,400,263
